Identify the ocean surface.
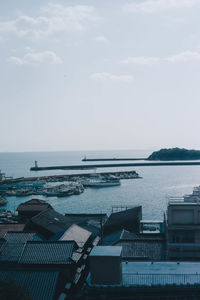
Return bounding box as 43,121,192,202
1,150,200,220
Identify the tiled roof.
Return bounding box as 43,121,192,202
19,241,76,264
59,224,92,247
0,238,6,250
0,224,25,238
4,232,38,243
0,270,59,300
116,240,166,260
0,242,26,262
0,232,41,263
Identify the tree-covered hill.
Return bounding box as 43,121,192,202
147,148,200,161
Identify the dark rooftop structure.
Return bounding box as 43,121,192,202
103,206,142,235
17,199,53,222
28,208,72,239
0,269,59,300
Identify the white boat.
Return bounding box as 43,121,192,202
81,178,121,188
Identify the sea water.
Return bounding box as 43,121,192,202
1,150,200,220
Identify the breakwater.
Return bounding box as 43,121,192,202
82,158,146,161
30,161,200,171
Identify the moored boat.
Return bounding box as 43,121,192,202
81,178,121,188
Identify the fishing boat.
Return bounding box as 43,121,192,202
81,176,121,188
0,196,7,206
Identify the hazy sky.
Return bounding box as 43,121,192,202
1,0,200,152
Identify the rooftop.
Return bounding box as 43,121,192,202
19,241,76,265
59,224,92,248
90,246,122,257
0,269,59,300
103,206,142,235
88,261,200,287
122,261,200,287
0,224,25,238
4,232,39,243
30,208,71,237
117,240,166,260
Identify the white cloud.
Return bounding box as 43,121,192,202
95,35,108,43
0,4,97,40
91,72,134,83
123,0,199,13
8,50,63,66
122,56,160,65
166,51,200,63
122,49,200,66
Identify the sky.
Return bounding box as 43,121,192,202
1,0,200,152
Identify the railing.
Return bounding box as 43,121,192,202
123,273,200,286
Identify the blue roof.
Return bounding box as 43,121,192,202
90,246,122,257
0,270,59,300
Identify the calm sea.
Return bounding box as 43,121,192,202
1,150,200,220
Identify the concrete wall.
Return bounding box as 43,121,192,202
168,205,200,225
90,255,122,285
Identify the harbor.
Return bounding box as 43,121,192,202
0,170,141,200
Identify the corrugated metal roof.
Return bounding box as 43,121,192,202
60,224,92,247
19,241,76,264
0,270,59,300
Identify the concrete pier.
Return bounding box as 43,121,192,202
82,158,146,162
30,161,200,171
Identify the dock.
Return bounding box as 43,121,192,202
30,161,200,171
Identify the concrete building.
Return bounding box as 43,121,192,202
167,197,200,260
86,246,200,300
